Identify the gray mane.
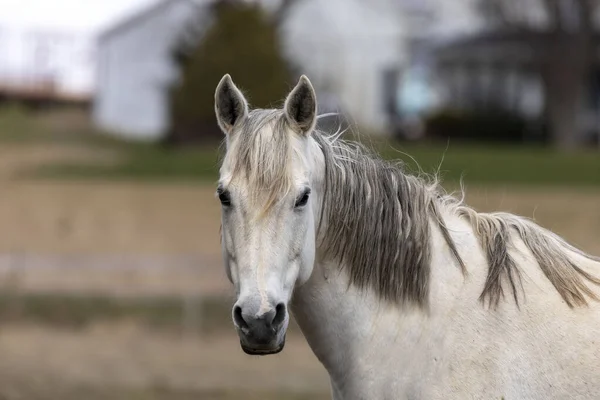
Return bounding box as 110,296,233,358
313,132,600,309
227,109,600,309
313,132,466,308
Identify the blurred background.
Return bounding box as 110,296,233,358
0,0,598,398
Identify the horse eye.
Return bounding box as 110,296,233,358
294,189,311,208
217,188,231,207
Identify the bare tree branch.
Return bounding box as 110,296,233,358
474,0,599,147
578,0,594,35
541,0,562,30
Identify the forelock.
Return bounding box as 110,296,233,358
224,109,297,213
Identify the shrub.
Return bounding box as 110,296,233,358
424,108,548,144
166,1,293,145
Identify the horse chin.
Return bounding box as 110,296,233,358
240,338,286,356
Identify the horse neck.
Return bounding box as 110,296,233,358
290,258,384,391
291,201,475,396
290,255,446,397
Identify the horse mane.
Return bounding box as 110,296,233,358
313,132,465,308
314,132,600,309
226,109,600,309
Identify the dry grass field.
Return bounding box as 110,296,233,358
0,324,330,400
0,115,598,399
1,177,598,297
0,142,332,399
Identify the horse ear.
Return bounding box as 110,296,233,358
284,75,317,135
215,74,248,134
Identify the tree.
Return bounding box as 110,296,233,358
480,0,598,149
477,0,597,149
166,0,294,144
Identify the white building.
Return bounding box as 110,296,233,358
93,0,483,140
279,0,404,133
93,0,209,140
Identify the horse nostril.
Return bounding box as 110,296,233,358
233,302,286,339
233,305,249,331
272,302,287,329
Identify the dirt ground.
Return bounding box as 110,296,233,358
0,178,598,297
0,143,599,398
0,324,329,398
0,179,597,290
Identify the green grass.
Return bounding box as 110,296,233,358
0,104,162,152
0,104,100,145
379,141,600,187
2,105,599,187
29,139,600,187
31,145,223,183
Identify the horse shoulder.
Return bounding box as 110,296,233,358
427,216,600,399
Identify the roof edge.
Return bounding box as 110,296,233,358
97,0,192,43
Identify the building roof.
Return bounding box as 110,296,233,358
98,0,196,43
98,0,282,43
433,29,600,54
429,29,600,67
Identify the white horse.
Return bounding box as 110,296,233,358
214,74,600,399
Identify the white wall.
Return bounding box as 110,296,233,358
94,0,488,139
93,0,207,140
427,0,484,37
281,0,405,133
281,0,486,133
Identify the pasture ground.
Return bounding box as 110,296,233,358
0,108,598,398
